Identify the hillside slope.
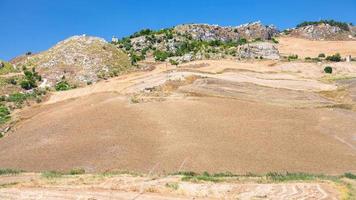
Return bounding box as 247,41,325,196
11,35,131,87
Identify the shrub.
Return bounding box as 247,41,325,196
169,59,179,66
130,53,144,65
344,172,356,179
42,171,62,179
8,93,31,104
20,69,41,90
153,50,170,61
271,38,279,44
318,53,326,58
253,38,262,42
69,168,85,175
288,54,298,60
55,80,72,91
324,66,333,74
0,105,10,124
326,53,341,62
20,80,36,90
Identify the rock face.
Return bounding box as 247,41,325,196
289,23,355,40
12,35,131,86
174,21,279,41
238,42,280,60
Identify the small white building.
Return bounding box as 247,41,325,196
346,55,352,62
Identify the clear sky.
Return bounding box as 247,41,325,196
1,0,355,61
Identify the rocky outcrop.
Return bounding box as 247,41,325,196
12,35,131,86
174,21,279,41
238,42,280,60
289,23,355,40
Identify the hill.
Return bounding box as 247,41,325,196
113,21,279,64
11,35,132,87
286,20,356,40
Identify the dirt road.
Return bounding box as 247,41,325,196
0,173,342,199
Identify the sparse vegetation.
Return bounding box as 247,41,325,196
271,38,279,44
0,168,23,175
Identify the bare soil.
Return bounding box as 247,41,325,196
0,173,342,200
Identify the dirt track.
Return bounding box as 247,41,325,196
0,173,342,199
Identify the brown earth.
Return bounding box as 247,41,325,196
278,36,356,58
0,38,356,176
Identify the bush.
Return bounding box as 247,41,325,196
42,171,63,179
0,105,10,124
69,168,85,175
318,53,326,58
288,54,298,60
130,53,144,65
326,53,341,62
20,69,41,90
169,59,179,66
324,66,333,73
344,172,356,179
20,80,36,90
271,38,279,44
153,50,170,61
55,80,72,91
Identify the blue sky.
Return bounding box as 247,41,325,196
1,0,355,61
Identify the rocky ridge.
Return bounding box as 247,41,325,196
114,21,280,64
288,23,356,40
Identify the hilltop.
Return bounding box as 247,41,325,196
286,20,356,40
11,35,132,87
113,21,280,64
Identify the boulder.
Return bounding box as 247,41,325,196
238,42,280,60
